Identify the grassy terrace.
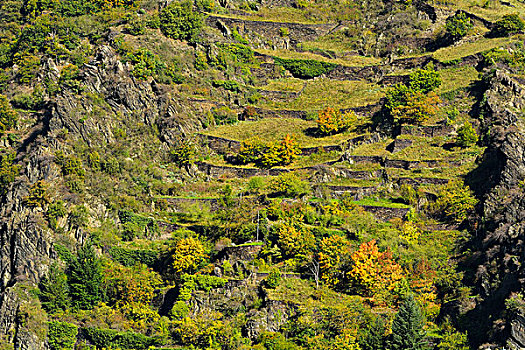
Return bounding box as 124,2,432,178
205,11,325,24
257,48,382,67
432,0,525,22
432,35,520,62
353,197,411,208
201,117,360,147
258,79,385,110
436,66,480,93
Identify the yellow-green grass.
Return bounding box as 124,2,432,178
202,117,358,147
323,177,381,187
350,139,393,157
259,79,385,110
431,0,525,22
390,136,484,161
257,48,381,67
207,10,323,24
354,197,411,208
432,35,519,62
437,66,480,93
260,78,305,92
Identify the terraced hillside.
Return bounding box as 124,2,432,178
2,0,525,349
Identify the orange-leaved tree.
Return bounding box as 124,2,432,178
317,107,357,135
348,239,405,305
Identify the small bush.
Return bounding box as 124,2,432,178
275,58,336,79
268,172,310,197
83,327,157,350
265,268,282,288
409,68,441,93
445,12,473,41
109,247,157,267
316,107,357,135
48,321,77,350
433,180,477,223
159,1,205,42
456,121,478,147
385,84,441,125
212,79,241,92
491,13,525,37
0,94,17,135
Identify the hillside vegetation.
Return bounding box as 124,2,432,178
1,0,525,349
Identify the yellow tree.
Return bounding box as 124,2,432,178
172,237,207,275
277,223,315,260
318,235,351,287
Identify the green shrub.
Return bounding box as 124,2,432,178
268,172,310,197
409,68,441,93
275,58,336,79
54,151,85,177
265,268,281,289
109,247,157,267
0,94,17,135
212,106,238,125
492,13,525,37
24,180,49,208
171,140,195,168
0,151,18,196
83,327,157,349
445,12,473,41
456,121,478,147
385,84,441,125
48,321,78,350
212,79,242,92
433,180,477,223
47,200,67,229
159,1,205,42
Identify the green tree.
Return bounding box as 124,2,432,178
68,244,104,309
386,85,440,125
159,1,205,42
390,295,428,350
492,13,525,37
360,317,386,350
48,321,78,350
456,121,478,147
445,12,473,41
434,179,477,223
0,152,18,196
39,263,71,313
0,94,17,135
409,68,441,94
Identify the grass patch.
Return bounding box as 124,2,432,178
354,197,411,208
202,118,360,147
257,48,379,67
437,66,480,93
258,79,385,110
432,35,518,62
260,78,306,92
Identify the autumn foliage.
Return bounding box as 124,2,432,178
348,239,404,304
316,107,357,135
237,134,301,168
172,237,207,275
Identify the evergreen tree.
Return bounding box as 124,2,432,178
39,263,70,313
360,316,386,350
390,295,428,350
68,244,104,309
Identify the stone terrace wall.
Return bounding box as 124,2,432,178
206,15,337,48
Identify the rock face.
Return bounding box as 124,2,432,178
462,69,525,347
0,45,208,348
